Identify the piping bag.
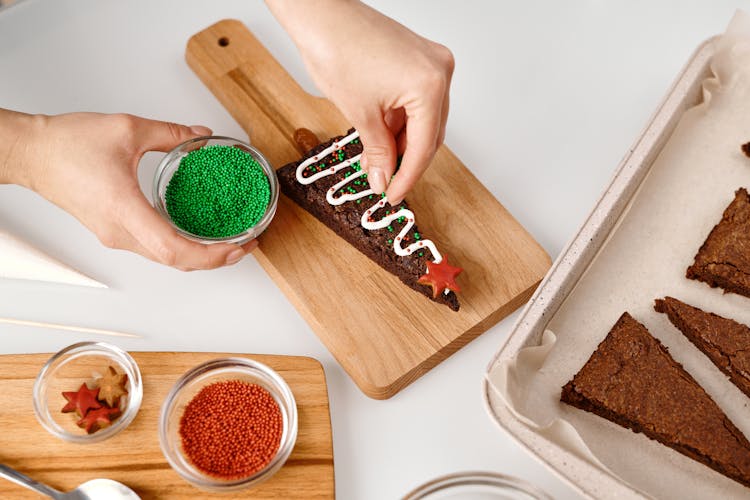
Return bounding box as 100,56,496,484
0,230,105,288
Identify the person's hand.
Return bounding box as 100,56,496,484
266,0,454,204
0,110,256,270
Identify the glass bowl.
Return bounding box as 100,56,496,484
152,136,279,245
32,341,143,444
403,471,553,500
159,357,298,492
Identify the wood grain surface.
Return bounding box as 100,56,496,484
185,20,551,399
0,352,333,499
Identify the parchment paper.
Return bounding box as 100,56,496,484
489,11,750,500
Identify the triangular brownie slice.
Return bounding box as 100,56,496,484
277,128,461,311
655,296,750,399
561,312,750,489
687,188,750,298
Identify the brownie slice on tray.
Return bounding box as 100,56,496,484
561,312,750,489
277,128,461,311
655,296,750,399
687,188,750,298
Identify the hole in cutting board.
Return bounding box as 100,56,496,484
218,37,229,47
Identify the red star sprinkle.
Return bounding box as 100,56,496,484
61,383,102,417
76,406,121,434
417,256,463,298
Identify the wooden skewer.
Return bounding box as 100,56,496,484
0,317,143,339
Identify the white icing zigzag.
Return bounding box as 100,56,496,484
295,130,442,264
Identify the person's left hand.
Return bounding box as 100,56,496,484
2,111,256,270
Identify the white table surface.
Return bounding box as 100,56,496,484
2,1,749,498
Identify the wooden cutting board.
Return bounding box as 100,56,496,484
0,352,333,499
186,20,551,399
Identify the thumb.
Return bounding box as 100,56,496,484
135,117,212,153
356,114,397,195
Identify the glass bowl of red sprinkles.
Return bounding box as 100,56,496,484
158,357,298,492
32,341,143,444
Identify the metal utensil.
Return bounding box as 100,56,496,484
0,464,140,500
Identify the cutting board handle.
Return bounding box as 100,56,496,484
186,19,349,168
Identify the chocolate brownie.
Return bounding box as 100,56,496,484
277,129,460,311
655,296,750,399
687,188,750,298
561,312,750,489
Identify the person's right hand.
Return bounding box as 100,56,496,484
0,110,257,270
266,0,455,204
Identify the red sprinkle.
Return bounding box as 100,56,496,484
179,380,283,480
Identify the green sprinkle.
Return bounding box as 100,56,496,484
414,232,421,240
418,252,424,257
387,239,393,244
165,145,270,238
387,225,393,232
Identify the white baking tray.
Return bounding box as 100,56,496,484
483,38,716,500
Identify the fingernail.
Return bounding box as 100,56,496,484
385,187,402,205
368,167,387,194
190,125,212,136
244,240,259,253
225,248,245,265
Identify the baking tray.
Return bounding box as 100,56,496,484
482,38,716,499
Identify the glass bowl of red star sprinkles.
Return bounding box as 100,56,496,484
158,357,298,492
32,341,143,443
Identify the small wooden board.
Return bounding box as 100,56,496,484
186,20,551,399
0,352,333,499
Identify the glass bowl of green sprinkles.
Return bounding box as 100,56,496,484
153,136,279,245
